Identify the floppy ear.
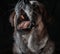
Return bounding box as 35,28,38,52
9,11,15,26
39,4,54,25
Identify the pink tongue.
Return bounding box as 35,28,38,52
17,21,30,29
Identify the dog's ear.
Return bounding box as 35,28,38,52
9,11,15,26
39,4,55,25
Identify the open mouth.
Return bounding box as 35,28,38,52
17,21,30,30
17,20,35,32
16,10,35,32
16,13,33,32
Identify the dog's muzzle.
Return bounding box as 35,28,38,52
16,11,35,32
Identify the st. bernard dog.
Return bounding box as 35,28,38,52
9,0,55,54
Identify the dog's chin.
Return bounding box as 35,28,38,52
17,28,32,35
17,26,35,35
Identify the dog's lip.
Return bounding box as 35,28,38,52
17,21,30,30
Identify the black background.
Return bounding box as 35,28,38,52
0,0,59,54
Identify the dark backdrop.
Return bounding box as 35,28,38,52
0,0,59,54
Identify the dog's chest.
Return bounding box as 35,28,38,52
22,35,30,45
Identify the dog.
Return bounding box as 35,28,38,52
9,0,55,54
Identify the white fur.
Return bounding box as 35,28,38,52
28,34,48,53
13,32,27,53
30,0,39,5
24,5,33,21
39,35,48,49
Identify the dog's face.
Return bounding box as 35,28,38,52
9,0,48,35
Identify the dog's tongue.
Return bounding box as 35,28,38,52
17,21,30,29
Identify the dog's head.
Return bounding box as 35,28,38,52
9,0,49,35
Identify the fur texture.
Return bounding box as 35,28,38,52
9,0,55,54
